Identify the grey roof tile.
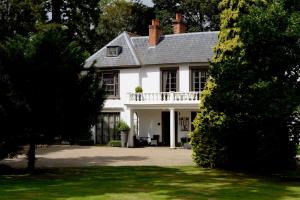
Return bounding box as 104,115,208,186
85,32,140,68
85,31,219,68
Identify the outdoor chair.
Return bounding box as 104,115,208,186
150,135,159,146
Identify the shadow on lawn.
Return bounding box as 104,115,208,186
32,145,99,155
0,155,148,168
0,166,300,200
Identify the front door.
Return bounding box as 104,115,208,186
162,111,178,146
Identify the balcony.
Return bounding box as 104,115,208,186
126,92,200,108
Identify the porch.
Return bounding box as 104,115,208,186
124,108,198,149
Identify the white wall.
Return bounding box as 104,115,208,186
137,109,162,141
103,64,193,110
120,68,140,99
140,66,160,93
179,64,190,92
101,65,199,146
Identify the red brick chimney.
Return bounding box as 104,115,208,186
173,13,186,34
149,19,162,46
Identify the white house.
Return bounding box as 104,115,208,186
85,13,218,148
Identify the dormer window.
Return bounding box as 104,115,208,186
106,46,122,57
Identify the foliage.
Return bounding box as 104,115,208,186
0,25,105,169
135,86,143,93
45,0,102,52
108,140,122,147
96,0,154,47
0,0,103,53
191,0,300,170
0,43,28,159
116,120,130,132
1,166,300,200
153,0,221,34
0,0,46,41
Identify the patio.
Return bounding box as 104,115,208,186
1,145,194,168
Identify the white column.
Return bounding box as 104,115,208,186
127,108,135,147
90,125,96,144
170,108,176,149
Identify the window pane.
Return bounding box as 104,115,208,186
162,70,177,92
100,72,119,97
192,69,208,91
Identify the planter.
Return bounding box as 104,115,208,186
121,131,129,147
135,93,142,101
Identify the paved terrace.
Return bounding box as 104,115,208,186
1,145,194,168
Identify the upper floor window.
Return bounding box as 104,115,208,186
106,46,122,57
161,69,178,92
191,68,208,92
100,71,119,98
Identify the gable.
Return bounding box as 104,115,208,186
85,33,140,68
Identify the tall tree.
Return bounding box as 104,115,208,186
191,0,300,170
0,0,46,41
0,42,29,159
153,0,221,34
1,25,105,170
96,0,154,47
47,0,102,52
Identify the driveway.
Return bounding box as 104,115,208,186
1,145,194,168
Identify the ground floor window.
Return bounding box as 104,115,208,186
96,113,120,144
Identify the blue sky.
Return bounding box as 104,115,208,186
140,0,154,7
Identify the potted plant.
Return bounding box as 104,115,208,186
135,86,143,101
116,120,130,147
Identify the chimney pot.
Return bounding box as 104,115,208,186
149,19,161,46
176,13,183,21
173,13,186,34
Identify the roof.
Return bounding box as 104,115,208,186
85,31,219,68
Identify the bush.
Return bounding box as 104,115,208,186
135,86,143,93
108,140,121,147
191,2,300,170
116,120,130,132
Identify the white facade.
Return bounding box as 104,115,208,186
98,63,205,148
85,30,218,148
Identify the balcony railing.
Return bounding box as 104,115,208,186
127,92,200,104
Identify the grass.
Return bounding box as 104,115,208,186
0,166,300,200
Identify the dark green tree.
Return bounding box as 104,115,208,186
153,0,221,34
0,25,105,170
0,0,103,52
0,42,29,159
46,0,102,52
191,0,300,170
96,0,154,47
0,0,46,41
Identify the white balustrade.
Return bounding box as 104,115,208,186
127,92,200,104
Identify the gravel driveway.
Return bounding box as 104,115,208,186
1,145,194,168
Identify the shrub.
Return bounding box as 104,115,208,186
135,86,143,93
108,140,121,147
191,1,300,170
116,120,130,132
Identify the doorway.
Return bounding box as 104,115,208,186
96,113,120,144
161,111,178,146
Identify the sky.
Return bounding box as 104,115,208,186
140,0,154,7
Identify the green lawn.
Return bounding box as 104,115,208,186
0,166,300,200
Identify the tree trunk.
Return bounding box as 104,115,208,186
27,141,36,171
51,0,62,23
